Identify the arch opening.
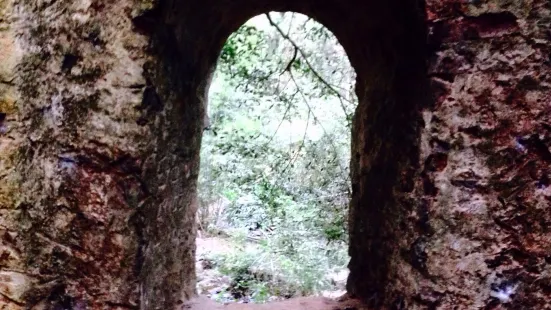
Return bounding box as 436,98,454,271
138,0,428,308
8,0,549,309
196,12,356,306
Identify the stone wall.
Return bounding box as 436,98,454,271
0,0,549,309
1,0,151,308
414,0,551,308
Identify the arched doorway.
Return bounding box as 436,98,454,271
138,0,427,308
7,0,549,308
196,12,356,304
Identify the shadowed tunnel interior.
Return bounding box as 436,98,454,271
135,0,428,308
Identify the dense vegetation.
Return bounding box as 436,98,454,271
197,12,357,303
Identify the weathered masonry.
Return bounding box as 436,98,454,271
0,0,550,309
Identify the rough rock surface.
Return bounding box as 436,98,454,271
0,0,549,309
1,0,151,308
416,1,551,308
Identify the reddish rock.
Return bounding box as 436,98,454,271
0,0,548,309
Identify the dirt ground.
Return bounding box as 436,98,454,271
182,295,368,310
192,236,356,309
195,236,348,300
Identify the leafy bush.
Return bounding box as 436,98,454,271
198,12,356,302
205,230,348,301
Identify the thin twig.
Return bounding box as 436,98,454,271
282,47,298,75
286,12,295,36
278,107,310,178
267,90,299,145
287,71,352,192
265,13,352,123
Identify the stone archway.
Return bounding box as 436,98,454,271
2,0,550,309
135,0,427,308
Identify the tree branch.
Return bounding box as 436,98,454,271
282,47,298,75
278,70,352,192
265,13,352,124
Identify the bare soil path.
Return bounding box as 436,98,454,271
182,295,367,310
194,236,356,309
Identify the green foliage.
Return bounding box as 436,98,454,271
220,25,267,82
198,12,356,301
205,229,348,301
